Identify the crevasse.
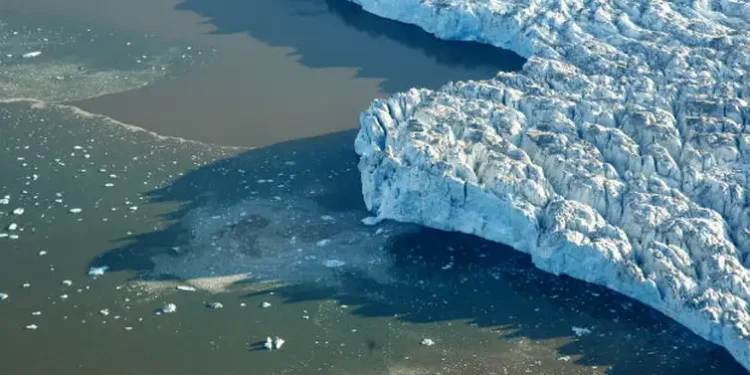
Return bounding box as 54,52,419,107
350,0,750,370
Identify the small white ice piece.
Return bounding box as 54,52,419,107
99,309,110,316
572,327,592,337
264,337,274,350
162,303,177,314
261,301,272,308
12,208,24,215
25,324,38,330
207,302,224,309
8,223,18,231
323,259,346,268
22,51,42,58
69,208,82,214
273,336,285,350
88,266,109,276
0,292,8,301
421,338,435,346
61,280,73,286
176,285,196,292
316,239,331,247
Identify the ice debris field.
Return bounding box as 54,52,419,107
351,0,750,371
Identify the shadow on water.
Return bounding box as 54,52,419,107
174,0,526,93
90,129,746,374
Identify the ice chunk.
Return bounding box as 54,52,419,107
61,280,73,286
207,302,224,309
162,303,177,314
7,224,18,231
99,309,110,316
323,259,346,268
24,324,38,330
0,292,8,301
12,208,24,215
273,336,285,350
22,51,42,58
88,266,109,276
572,327,592,337
420,338,435,347
69,208,82,214
176,285,196,292
260,301,272,308
264,336,274,350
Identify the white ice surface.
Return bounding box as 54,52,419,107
351,0,750,370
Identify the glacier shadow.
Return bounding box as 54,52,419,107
89,130,744,374
173,0,526,93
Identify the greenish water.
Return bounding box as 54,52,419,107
0,5,746,375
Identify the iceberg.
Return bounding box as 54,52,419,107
351,0,750,370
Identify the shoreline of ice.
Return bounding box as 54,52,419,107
350,0,750,370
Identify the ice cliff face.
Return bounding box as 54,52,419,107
350,0,750,370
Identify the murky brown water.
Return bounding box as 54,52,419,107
0,1,746,375
1,0,524,147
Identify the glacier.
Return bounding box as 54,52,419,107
350,0,750,370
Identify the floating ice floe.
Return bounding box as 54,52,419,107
322,259,346,268
260,302,272,309
88,266,109,276
572,327,593,337
31,311,41,316
264,337,274,350
207,302,224,309
0,292,8,301
7,224,18,231
21,51,41,59
24,324,38,330
61,280,73,286
273,336,285,350
162,303,177,314
350,0,750,369
176,285,197,292
12,208,24,215
69,208,82,214
420,338,435,347
99,309,110,316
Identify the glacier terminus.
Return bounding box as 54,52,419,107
351,0,750,370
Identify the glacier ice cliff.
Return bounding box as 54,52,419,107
350,0,750,370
